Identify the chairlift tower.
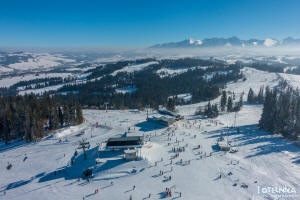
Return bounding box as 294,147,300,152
104,102,109,112
146,104,150,119
233,112,237,128
78,138,90,160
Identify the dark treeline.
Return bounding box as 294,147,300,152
247,62,284,73
0,87,16,96
0,94,83,143
259,86,300,140
11,76,76,90
0,77,76,96
244,61,300,75
158,58,226,69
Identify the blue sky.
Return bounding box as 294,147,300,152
0,0,299,47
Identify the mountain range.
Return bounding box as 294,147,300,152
150,37,300,48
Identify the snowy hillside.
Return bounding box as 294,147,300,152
1,66,299,200
111,61,158,76
177,67,279,116
1,106,299,200
279,73,300,89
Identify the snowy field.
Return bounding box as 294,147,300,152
8,53,75,71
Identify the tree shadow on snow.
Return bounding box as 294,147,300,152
0,140,29,153
1,172,45,192
38,147,127,183
207,124,300,162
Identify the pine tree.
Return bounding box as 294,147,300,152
63,104,70,126
247,88,255,103
76,103,84,124
24,108,34,142
220,91,227,111
58,106,64,127
238,93,244,109
227,96,233,112
166,98,175,112
205,101,212,117
257,86,264,103
69,103,76,125
212,104,219,117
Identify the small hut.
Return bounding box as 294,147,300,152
217,141,231,151
124,149,138,161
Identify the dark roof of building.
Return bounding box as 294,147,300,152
106,136,144,147
107,136,143,142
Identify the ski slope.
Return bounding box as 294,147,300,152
0,68,299,200
279,73,300,89
177,67,279,116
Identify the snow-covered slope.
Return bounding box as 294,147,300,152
110,61,158,76
1,104,299,200
177,67,279,116
279,73,300,89
0,67,299,200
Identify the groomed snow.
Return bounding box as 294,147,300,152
0,67,299,200
279,73,300,89
177,67,279,116
1,104,299,200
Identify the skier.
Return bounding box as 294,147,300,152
133,185,135,190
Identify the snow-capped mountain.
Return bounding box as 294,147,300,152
150,37,300,48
